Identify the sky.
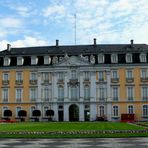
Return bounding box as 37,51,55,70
0,0,148,50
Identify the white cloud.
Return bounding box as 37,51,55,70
0,36,48,51
0,17,22,28
43,5,65,17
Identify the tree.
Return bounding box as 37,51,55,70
18,110,27,121
32,110,41,121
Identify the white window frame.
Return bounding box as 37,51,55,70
111,70,118,79
71,86,78,100
127,86,134,101
112,87,119,101
127,105,134,114
98,54,104,63
31,56,38,65
84,85,90,100
111,54,118,63
58,86,64,100
126,53,133,63
4,57,10,66
126,70,133,79
99,71,104,81
30,87,37,101
140,53,147,63
112,105,119,117
16,88,23,102
2,88,9,102
141,69,147,79
59,72,64,80
3,73,9,81
30,72,37,81
71,70,77,79
99,105,105,117
16,72,23,81
143,105,148,117
17,56,24,66
141,86,148,101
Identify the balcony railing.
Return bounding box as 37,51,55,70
16,99,22,102
29,80,37,85
3,99,8,103
141,78,148,82
142,97,148,101
57,98,64,101
57,79,64,84
71,98,79,101
15,80,23,85
69,79,79,85
2,80,9,85
126,78,134,83
111,78,119,83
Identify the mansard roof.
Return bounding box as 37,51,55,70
0,43,148,56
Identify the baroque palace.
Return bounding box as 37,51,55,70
0,39,148,122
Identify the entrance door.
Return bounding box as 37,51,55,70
69,104,79,121
58,111,63,121
84,110,90,121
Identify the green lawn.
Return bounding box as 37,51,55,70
0,122,147,138
0,122,144,132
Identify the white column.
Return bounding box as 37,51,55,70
64,103,69,121
90,103,97,121
64,72,68,102
80,72,84,101
37,72,42,103
90,71,96,101
79,103,84,121
106,70,112,121
52,72,58,102
53,103,58,121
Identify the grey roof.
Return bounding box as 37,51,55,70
0,44,148,56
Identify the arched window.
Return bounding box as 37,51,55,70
113,106,118,117
44,106,49,116
128,105,134,114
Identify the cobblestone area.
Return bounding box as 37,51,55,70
0,138,148,148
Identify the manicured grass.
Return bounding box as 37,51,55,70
0,122,145,132
0,122,147,138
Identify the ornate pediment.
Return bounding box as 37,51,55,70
54,56,92,66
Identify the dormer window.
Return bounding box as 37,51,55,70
111,54,118,63
31,56,38,65
126,53,132,63
44,56,51,65
98,54,104,63
17,57,24,66
140,53,147,63
4,57,10,66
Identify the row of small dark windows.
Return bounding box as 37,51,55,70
0,53,147,66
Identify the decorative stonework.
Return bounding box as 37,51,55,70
90,55,95,64
52,56,58,64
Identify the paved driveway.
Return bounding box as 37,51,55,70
0,138,148,148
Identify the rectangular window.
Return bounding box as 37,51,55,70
142,86,148,101
16,88,23,102
99,87,105,100
2,88,9,102
128,105,134,114
71,70,77,79
59,72,64,80
99,71,104,81
58,86,64,101
113,106,119,117
84,72,90,80
112,70,118,79
3,73,9,81
16,72,23,81
127,87,134,101
126,70,133,79
141,69,147,79
42,72,49,81
30,87,37,101
112,87,119,101
30,72,37,81
84,86,90,100
71,86,78,100
143,105,148,117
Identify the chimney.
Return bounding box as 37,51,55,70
93,38,96,45
56,40,59,47
130,39,134,47
7,44,11,51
